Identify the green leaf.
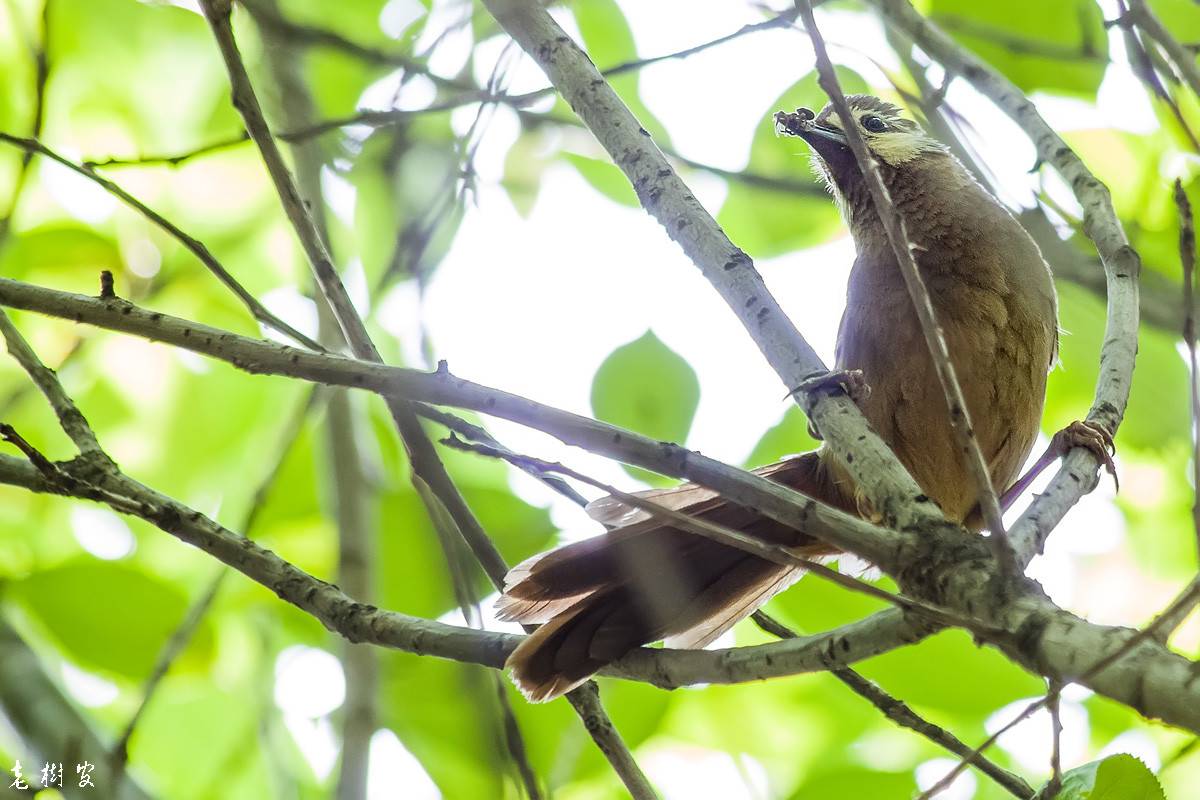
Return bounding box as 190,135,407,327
131,676,271,800
590,330,700,486
572,0,637,64
563,152,639,208
381,653,510,798
745,406,821,468
927,0,1108,95
1147,0,1200,40
570,0,673,147
12,561,193,679
350,118,465,287
0,224,122,283
502,128,553,217
1056,753,1166,799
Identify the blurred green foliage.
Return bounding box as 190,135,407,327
0,0,1197,798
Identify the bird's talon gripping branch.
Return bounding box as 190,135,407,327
794,368,871,405
999,419,1119,511
795,369,871,442
1053,419,1119,492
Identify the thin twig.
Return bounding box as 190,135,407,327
1176,179,1200,568
1144,573,1200,648
797,0,1009,557
0,307,107,458
1040,681,1064,800
871,0,1139,568
84,133,252,168
110,570,227,769
564,683,660,800
1126,0,1200,150
493,674,545,800
751,611,1035,799
914,695,1046,800
418,402,590,507
0,132,323,352
0,0,49,245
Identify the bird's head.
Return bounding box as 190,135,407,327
775,95,948,215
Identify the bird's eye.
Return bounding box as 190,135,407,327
861,115,888,133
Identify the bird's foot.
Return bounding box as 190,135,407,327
793,369,870,442
1050,420,1119,492
794,369,870,404
999,419,1118,511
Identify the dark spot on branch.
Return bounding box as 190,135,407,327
156,505,182,533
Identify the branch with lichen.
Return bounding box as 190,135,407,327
3,277,1200,737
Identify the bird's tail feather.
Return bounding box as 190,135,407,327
498,451,851,702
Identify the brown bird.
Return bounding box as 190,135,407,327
497,95,1060,703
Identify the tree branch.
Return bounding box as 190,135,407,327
3,279,1199,736
478,0,948,536
0,277,907,569
869,0,1139,566
797,0,1008,554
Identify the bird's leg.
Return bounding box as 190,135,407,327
1000,420,1119,511
794,369,870,441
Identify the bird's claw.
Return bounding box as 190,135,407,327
793,369,871,442
1052,419,1119,493
794,369,870,405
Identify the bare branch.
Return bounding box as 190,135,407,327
870,0,1140,565
796,0,1009,555
0,277,908,570
752,612,1035,799
0,132,323,351
565,684,660,800
479,0,947,535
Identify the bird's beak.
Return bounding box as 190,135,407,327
796,123,849,163
774,109,849,165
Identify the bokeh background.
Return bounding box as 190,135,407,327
0,0,1198,797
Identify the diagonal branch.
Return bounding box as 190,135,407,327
0,277,908,571
0,132,323,352
478,0,947,535
796,0,1008,553
751,611,1035,799
870,0,1140,567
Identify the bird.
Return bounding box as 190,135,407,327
496,94,1060,703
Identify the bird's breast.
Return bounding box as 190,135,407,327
832,166,1057,525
